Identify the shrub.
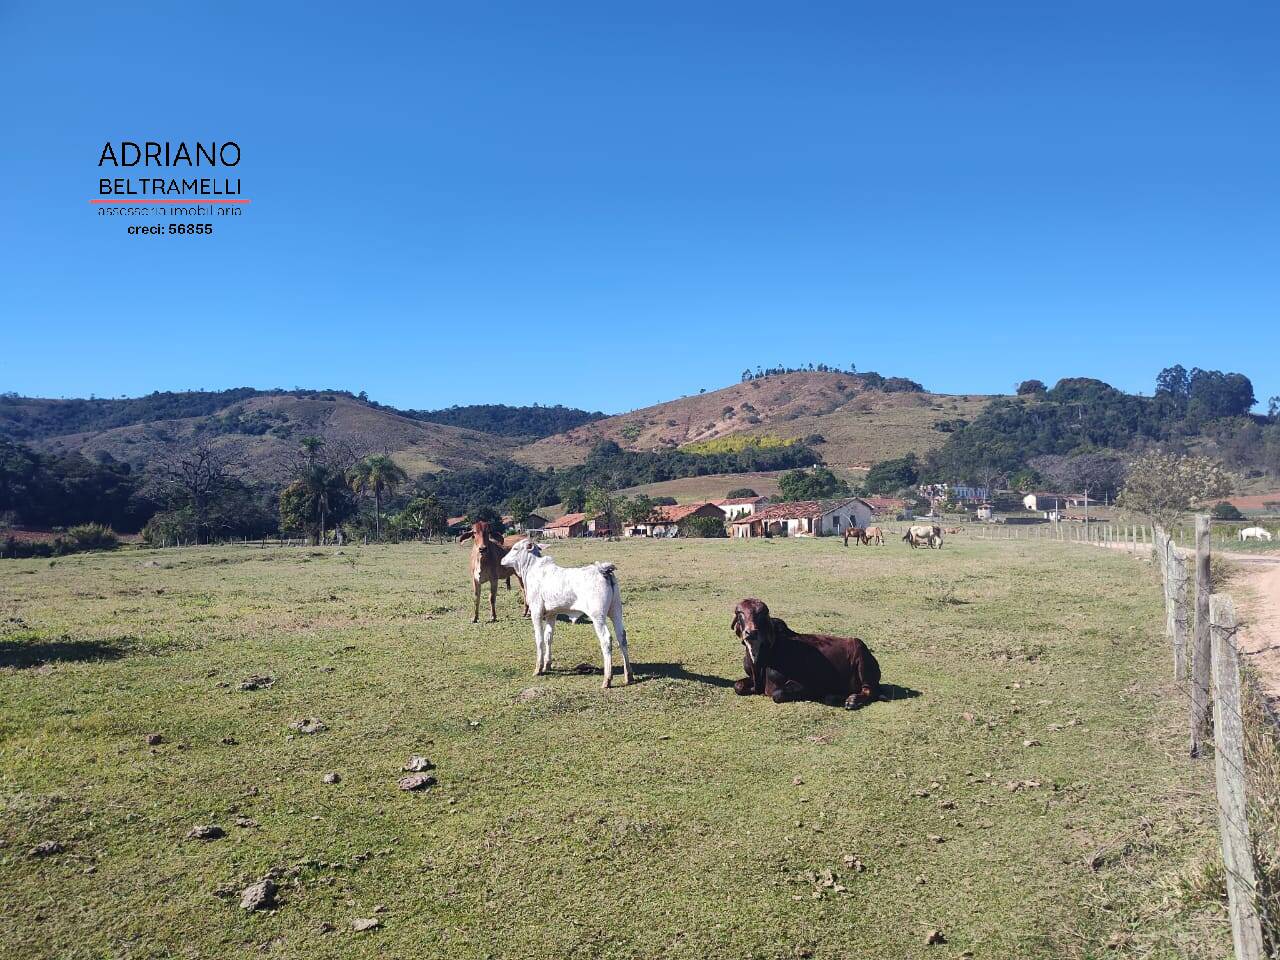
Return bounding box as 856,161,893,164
680,515,727,538
680,435,796,455
1211,501,1245,521
726,488,758,498
67,523,119,551
864,455,919,495
1017,380,1047,396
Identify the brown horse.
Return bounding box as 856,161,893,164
842,526,867,547
863,525,884,545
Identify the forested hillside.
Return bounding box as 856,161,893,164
918,368,1275,487
398,403,605,438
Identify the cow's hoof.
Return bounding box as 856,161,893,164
843,696,866,710
488,617,498,623
470,618,479,624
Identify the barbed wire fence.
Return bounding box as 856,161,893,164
1136,519,1274,957
974,514,1280,956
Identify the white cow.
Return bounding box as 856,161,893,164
903,524,943,549
1239,526,1274,542
502,539,633,689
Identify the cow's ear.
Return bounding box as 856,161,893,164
730,609,743,636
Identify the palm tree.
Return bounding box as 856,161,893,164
297,463,334,545
348,455,409,539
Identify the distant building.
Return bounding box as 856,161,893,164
729,498,873,539
713,496,771,521
1023,492,1070,513
502,512,548,532
626,502,726,537
542,512,610,539
976,504,995,521
919,483,988,503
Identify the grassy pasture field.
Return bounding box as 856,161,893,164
0,538,1231,959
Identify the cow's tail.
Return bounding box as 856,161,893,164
595,561,617,590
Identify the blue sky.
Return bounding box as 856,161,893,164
2,2,1277,413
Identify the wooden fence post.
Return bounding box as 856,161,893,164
1192,515,1212,756
1171,552,1189,681
1209,595,1266,960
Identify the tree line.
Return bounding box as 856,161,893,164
738,364,924,393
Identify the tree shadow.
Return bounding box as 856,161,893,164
555,660,738,689
0,638,128,670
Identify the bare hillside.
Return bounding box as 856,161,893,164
514,371,993,469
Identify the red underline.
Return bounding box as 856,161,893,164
90,199,252,204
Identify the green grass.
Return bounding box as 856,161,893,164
0,540,1230,958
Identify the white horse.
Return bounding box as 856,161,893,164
1239,526,1274,542
501,539,633,689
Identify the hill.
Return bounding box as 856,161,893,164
28,394,521,486
514,371,992,470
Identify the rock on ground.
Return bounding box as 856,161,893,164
398,774,436,791
239,878,279,911
186,824,226,841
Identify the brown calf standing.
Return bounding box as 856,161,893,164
459,521,524,623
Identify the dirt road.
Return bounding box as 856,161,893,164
1231,554,1280,708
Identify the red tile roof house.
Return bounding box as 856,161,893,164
712,496,771,521
541,512,610,539
729,498,873,539
625,502,726,537
861,496,909,517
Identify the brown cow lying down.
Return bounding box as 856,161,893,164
730,598,881,709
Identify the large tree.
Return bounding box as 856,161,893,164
863,455,919,495
776,467,850,502
147,444,231,544
622,494,657,525
1118,452,1232,528
1027,451,1128,503
1155,364,1191,403
395,495,447,538
584,485,622,535
280,463,354,544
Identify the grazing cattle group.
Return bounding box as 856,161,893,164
456,515,969,705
